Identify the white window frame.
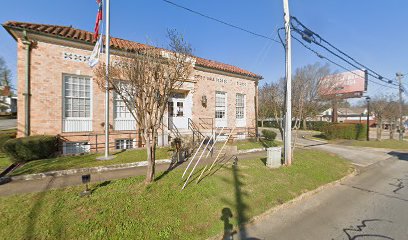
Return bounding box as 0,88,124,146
236,93,246,127
113,81,136,131
115,139,135,150
215,91,227,127
63,142,90,155
62,74,93,132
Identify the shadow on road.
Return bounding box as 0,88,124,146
387,151,408,161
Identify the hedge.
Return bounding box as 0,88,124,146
323,123,367,140
258,120,332,132
2,135,58,163
0,132,16,153
261,129,277,140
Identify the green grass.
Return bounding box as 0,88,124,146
0,149,352,239
338,139,408,150
215,139,280,151
0,153,12,172
11,147,172,176
234,139,280,150
0,129,15,172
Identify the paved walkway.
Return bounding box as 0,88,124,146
0,150,267,197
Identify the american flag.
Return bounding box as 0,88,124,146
93,0,103,40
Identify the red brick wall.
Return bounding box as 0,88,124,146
15,37,258,150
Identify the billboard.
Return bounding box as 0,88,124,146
319,70,367,99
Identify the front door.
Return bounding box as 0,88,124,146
168,93,191,130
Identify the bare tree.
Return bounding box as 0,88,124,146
383,99,400,140
0,56,12,87
259,79,285,140
292,63,330,129
94,30,193,183
370,95,388,141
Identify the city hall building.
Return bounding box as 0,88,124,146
3,21,262,154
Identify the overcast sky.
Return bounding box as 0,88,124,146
0,0,407,102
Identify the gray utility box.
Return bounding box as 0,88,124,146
266,147,282,168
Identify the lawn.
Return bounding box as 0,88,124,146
234,139,280,150
11,147,172,176
0,153,11,172
0,149,352,239
338,139,408,150
0,129,15,172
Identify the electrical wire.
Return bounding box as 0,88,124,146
290,16,398,86
292,35,398,90
161,0,281,44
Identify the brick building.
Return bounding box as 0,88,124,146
3,21,262,154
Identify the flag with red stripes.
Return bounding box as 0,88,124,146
93,0,103,40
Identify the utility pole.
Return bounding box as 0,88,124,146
366,96,370,141
283,0,292,165
396,72,404,141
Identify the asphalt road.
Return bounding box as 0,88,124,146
240,128,408,240
0,118,16,130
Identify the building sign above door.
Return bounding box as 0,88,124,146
195,74,248,87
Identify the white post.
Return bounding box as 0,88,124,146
283,0,292,165
104,0,111,158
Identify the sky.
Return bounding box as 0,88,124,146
0,0,407,102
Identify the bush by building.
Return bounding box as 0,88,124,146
0,131,16,152
2,135,58,163
323,123,367,140
261,129,277,140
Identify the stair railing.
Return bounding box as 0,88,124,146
207,127,236,173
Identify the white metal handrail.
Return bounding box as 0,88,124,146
181,136,206,179
182,130,217,190
207,127,236,173
195,127,225,184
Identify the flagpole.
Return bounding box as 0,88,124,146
104,0,111,159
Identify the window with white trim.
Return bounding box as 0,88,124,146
63,75,91,118
63,142,90,155
115,139,134,150
236,93,245,119
215,91,226,119
114,94,133,119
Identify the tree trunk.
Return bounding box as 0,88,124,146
376,118,381,141
145,129,156,184
278,126,284,143
332,99,338,123
302,119,307,130
379,119,383,141
390,122,394,140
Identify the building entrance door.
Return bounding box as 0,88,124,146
168,92,191,130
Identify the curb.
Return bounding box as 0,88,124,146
237,148,266,154
7,159,172,181
208,166,357,240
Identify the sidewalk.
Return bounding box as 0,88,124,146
0,150,268,197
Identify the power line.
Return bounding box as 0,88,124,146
292,35,398,90
290,16,398,86
161,0,281,43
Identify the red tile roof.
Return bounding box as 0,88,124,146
3,21,262,79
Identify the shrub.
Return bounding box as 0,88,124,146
0,132,16,153
262,129,277,141
3,135,58,163
304,121,333,132
323,123,367,140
